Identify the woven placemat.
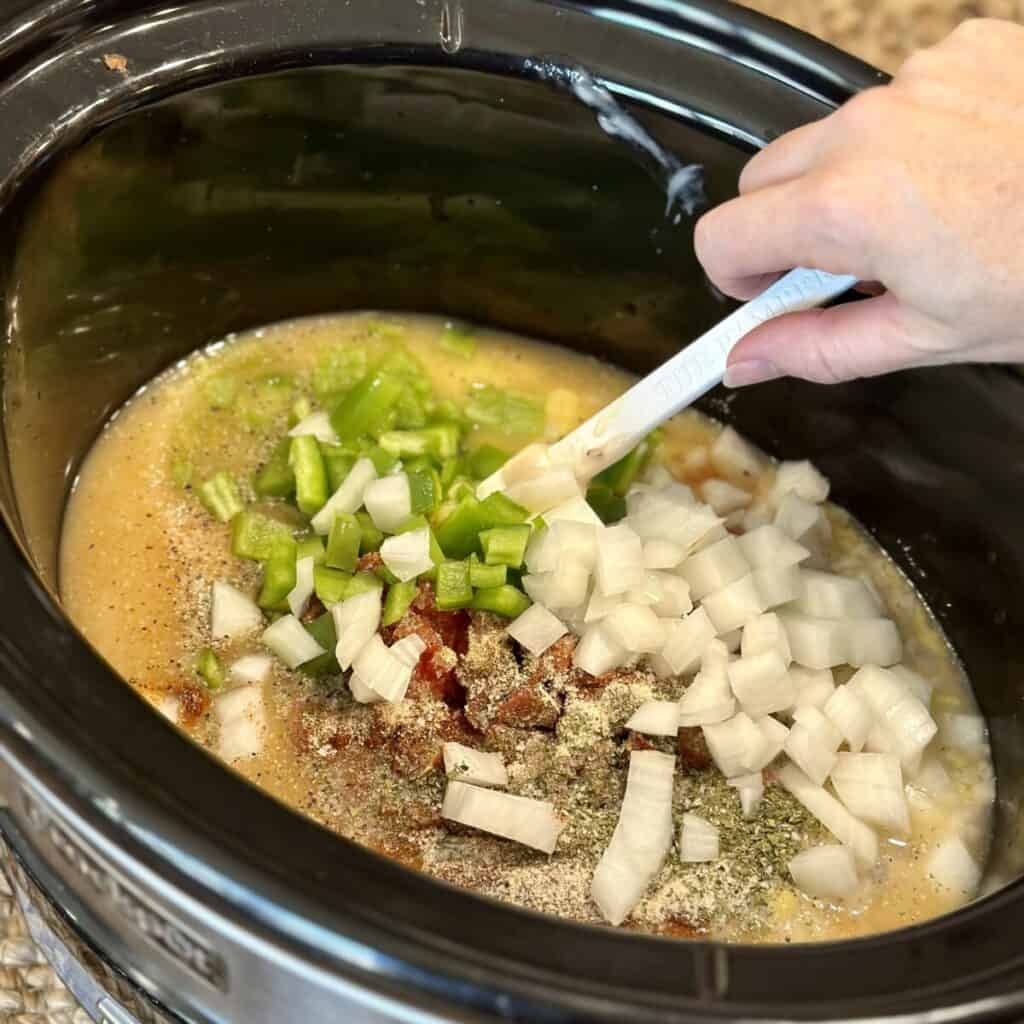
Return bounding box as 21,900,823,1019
2,2,1016,1019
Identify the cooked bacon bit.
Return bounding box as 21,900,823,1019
356,551,384,574
493,683,560,730
178,685,210,727
677,726,713,771
300,595,326,624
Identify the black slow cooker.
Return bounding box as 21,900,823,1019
1,1,1024,1022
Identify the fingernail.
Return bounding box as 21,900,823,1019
722,359,781,388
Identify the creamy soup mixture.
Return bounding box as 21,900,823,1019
60,313,995,942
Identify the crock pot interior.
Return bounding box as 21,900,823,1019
3,45,1024,1020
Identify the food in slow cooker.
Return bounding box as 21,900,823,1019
60,313,995,942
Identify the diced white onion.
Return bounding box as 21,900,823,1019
822,684,871,752
658,607,716,676
830,751,910,835
845,618,902,667
262,614,325,669
701,574,766,634
288,410,338,445
286,556,317,617
709,426,764,481
573,623,628,677
348,671,383,704
507,604,567,656
851,666,937,765
626,570,663,607
443,781,565,854
699,479,752,516
523,562,590,612
584,586,620,623
591,751,675,925
741,612,792,665
679,813,719,862
363,473,413,534
215,685,266,761
751,564,803,609
443,743,508,787
794,570,881,620
703,712,765,777
391,633,427,669
649,574,693,618
926,836,980,896
671,508,726,553
643,539,685,569
728,772,764,819
776,762,878,867
678,670,736,727
595,523,644,596
785,707,840,785
543,495,604,527
772,460,830,504
677,536,750,601
788,845,858,900
742,502,774,532
774,492,829,542
728,651,794,717
626,700,680,736
700,638,731,683
381,527,433,582
737,524,811,569
720,628,742,653
680,446,709,477
352,633,423,702
778,614,847,670
789,665,836,714
311,457,378,534
211,581,264,640
230,655,273,685
603,604,666,654
889,665,934,708
331,588,382,670
505,467,581,514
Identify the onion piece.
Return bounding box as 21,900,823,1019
626,700,680,736
543,495,604,528
215,684,266,761
728,651,794,718
287,555,317,617
443,781,564,854
776,762,878,867
573,623,628,677
679,813,719,862
211,581,264,640
288,410,339,445
699,479,752,516
507,604,567,656
845,618,902,667
677,536,750,601
262,614,325,669
363,473,413,534
643,539,685,569
348,671,383,704
794,570,881,620
703,712,765,777
591,751,675,925
774,492,829,542
649,574,693,618
750,715,790,771
751,564,803,609
788,845,858,900
889,665,934,708
851,666,937,765
443,742,508,787
772,460,830,504
789,666,836,715
352,633,424,703
700,638,731,683
595,523,644,596
701,574,766,634
926,836,980,896
505,468,581,514
741,612,792,665
602,604,666,654
678,670,736,727
311,457,378,534
331,588,382,671
727,772,764,819
736,524,811,571
830,751,910,835
522,562,589,612
381,527,433,582
784,707,840,785
710,426,764,481
230,655,273,685
584,586,620,624
777,614,847,670
658,607,716,676
823,684,871,752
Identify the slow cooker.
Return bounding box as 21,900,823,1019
1,1,1024,1021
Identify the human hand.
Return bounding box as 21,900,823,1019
694,18,1024,387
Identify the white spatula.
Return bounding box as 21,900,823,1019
481,267,856,494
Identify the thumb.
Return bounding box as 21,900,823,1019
723,292,931,387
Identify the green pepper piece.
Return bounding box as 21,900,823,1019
408,466,441,516
196,648,226,691
435,497,485,559
479,525,531,568
439,323,477,359
289,435,329,516
296,535,326,565
290,396,314,425
301,613,341,677
465,385,543,436
379,424,460,462
439,456,468,489
471,584,531,618
320,446,356,493
356,511,384,553
436,559,473,610
357,440,400,476
586,483,627,524
253,439,296,498
314,565,352,607
478,491,529,526
314,345,368,403
468,444,509,481
198,472,244,523
259,540,298,609
346,572,384,598
231,511,293,561
325,513,361,572
328,372,405,441
382,579,418,626
469,554,507,589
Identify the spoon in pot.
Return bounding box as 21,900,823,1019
479,267,855,495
